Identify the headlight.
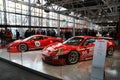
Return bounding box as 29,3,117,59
53,48,63,54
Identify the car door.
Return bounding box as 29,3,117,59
81,38,95,59
34,36,45,48
41,36,51,47
43,37,56,46
29,36,44,49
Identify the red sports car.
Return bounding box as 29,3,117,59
7,35,63,53
41,36,115,65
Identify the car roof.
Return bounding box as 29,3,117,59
32,34,47,37
97,37,113,39
76,36,96,39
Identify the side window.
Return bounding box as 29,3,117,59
32,37,37,40
83,38,96,46
89,38,96,44
33,36,43,40
83,39,90,46
37,36,43,40
43,37,48,39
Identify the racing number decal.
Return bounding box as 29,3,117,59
82,50,88,56
81,47,94,56
35,41,40,47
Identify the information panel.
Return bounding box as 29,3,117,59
91,39,107,80
92,39,107,67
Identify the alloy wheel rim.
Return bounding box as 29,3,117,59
69,52,78,63
108,47,113,55
20,44,26,51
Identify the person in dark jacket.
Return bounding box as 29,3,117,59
65,30,72,40
0,29,6,47
16,30,20,40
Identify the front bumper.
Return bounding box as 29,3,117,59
42,54,67,65
7,46,19,53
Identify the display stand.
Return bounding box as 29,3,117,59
91,39,107,80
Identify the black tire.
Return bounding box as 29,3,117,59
107,46,114,56
18,44,28,52
66,51,79,64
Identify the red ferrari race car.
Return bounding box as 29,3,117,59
7,35,63,53
41,36,115,65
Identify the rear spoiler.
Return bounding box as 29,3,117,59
97,37,113,40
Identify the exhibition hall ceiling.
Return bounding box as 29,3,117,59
10,0,120,25
48,0,120,24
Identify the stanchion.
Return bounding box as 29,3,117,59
20,51,23,65
8,51,11,61
60,59,63,79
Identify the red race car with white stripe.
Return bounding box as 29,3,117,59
7,35,63,53
41,36,115,65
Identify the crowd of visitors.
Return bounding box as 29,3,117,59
0,28,118,47
0,29,57,47
24,29,57,38
0,29,13,46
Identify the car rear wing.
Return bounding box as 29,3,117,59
97,37,113,40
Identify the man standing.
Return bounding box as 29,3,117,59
16,30,20,40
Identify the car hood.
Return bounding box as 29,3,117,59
14,40,23,43
42,42,76,57
8,40,23,47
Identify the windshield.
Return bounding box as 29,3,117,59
63,37,83,46
23,36,33,41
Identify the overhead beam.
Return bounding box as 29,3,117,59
58,2,120,12
101,0,113,12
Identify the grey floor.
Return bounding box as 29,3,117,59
0,59,60,80
0,49,120,80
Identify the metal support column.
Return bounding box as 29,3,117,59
46,13,49,27
3,0,7,28
73,18,75,37
46,13,49,35
28,0,31,28
57,13,60,37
